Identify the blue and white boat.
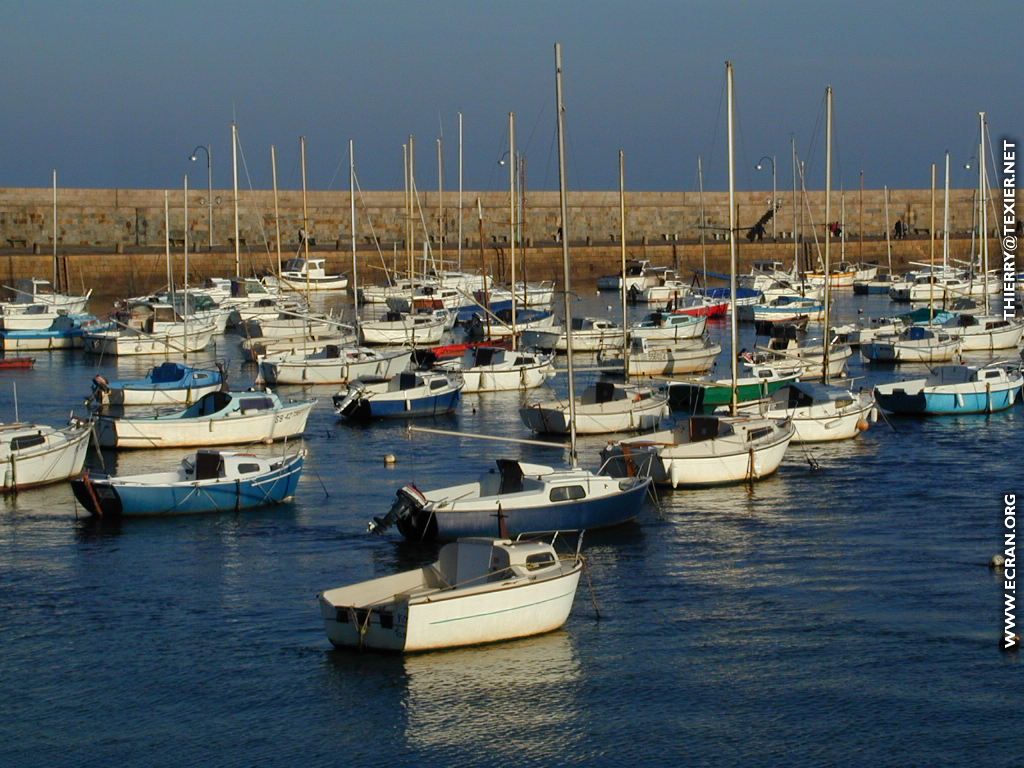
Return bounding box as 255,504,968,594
873,363,1023,415
70,449,305,517
333,371,462,420
91,362,224,406
369,459,651,541
0,314,111,351
95,389,315,449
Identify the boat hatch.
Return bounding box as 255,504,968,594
151,362,185,383
196,391,231,415
595,381,616,403
10,433,45,451
238,396,274,413
496,459,524,494
549,485,586,502
195,451,224,480
689,416,721,442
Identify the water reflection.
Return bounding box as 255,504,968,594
320,629,583,763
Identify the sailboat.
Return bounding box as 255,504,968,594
519,151,669,435
743,86,875,441
873,362,1022,415
368,44,651,541
601,62,794,487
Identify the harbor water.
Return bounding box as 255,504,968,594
1,289,1021,766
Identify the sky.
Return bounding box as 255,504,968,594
2,1,1019,194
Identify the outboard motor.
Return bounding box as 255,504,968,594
332,382,368,420
91,374,111,402
368,484,433,538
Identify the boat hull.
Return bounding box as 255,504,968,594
70,455,304,516
319,566,581,652
520,397,667,435
667,377,795,412
874,381,1021,415
1,424,90,491
95,401,314,449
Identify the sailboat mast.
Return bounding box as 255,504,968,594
231,122,240,278
409,136,416,290
791,138,799,270
859,170,864,262
183,173,189,360
300,136,310,301
164,191,173,304
458,112,463,272
554,43,578,465
942,151,950,269
350,139,359,317
271,145,282,280
929,163,936,320
697,155,707,284
508,111,517,351
884,185,892,275
823,85,832,386
52,169,58,290
437,137,444,268
726,61,739,415
619,150,629,382
979,112,988,308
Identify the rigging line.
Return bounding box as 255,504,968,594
703,69,727,189
802,92,826,183
235,132,273,261
522,100,549,159
351,169,389,265
324,145,348,191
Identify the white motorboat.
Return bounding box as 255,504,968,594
241,314,341,339
520,380,667,435
267,257,349,292
2,278,91,314
1,419,91,491
600,336,721,377
95,390,315,449
240,331,357,363
441,346,555,392
318,536,583,652
360,310,448,346
733,381,875,443
360,278,438,304
597,259,668,291
0,305,66,331
258,345,412,385
83,322,217,356
485,281,556,308
861,326,961,363
630,311,706,342
940,315,1024,351
520,316,623,353
737,296,824,323
601,414,795,487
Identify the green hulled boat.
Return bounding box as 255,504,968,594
667,370,800,412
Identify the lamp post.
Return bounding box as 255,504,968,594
190,145,213,249
756,154,776,239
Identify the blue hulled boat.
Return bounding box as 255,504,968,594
873,363,1023,415
333,371,462,420
70,449,305,517
369,459,651,541
91,361,224,406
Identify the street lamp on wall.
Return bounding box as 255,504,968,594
190,145,213,249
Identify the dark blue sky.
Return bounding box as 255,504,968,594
3,1,1017,193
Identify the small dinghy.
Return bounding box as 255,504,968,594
318,536,584,652
333,371,462,420
90,362,224,406
71,449,305,516
873,363,1023,415
95,390,315,449
0,356,34,369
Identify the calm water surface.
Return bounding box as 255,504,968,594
1,290,1021,767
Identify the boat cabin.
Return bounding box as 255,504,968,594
187,450,273,481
